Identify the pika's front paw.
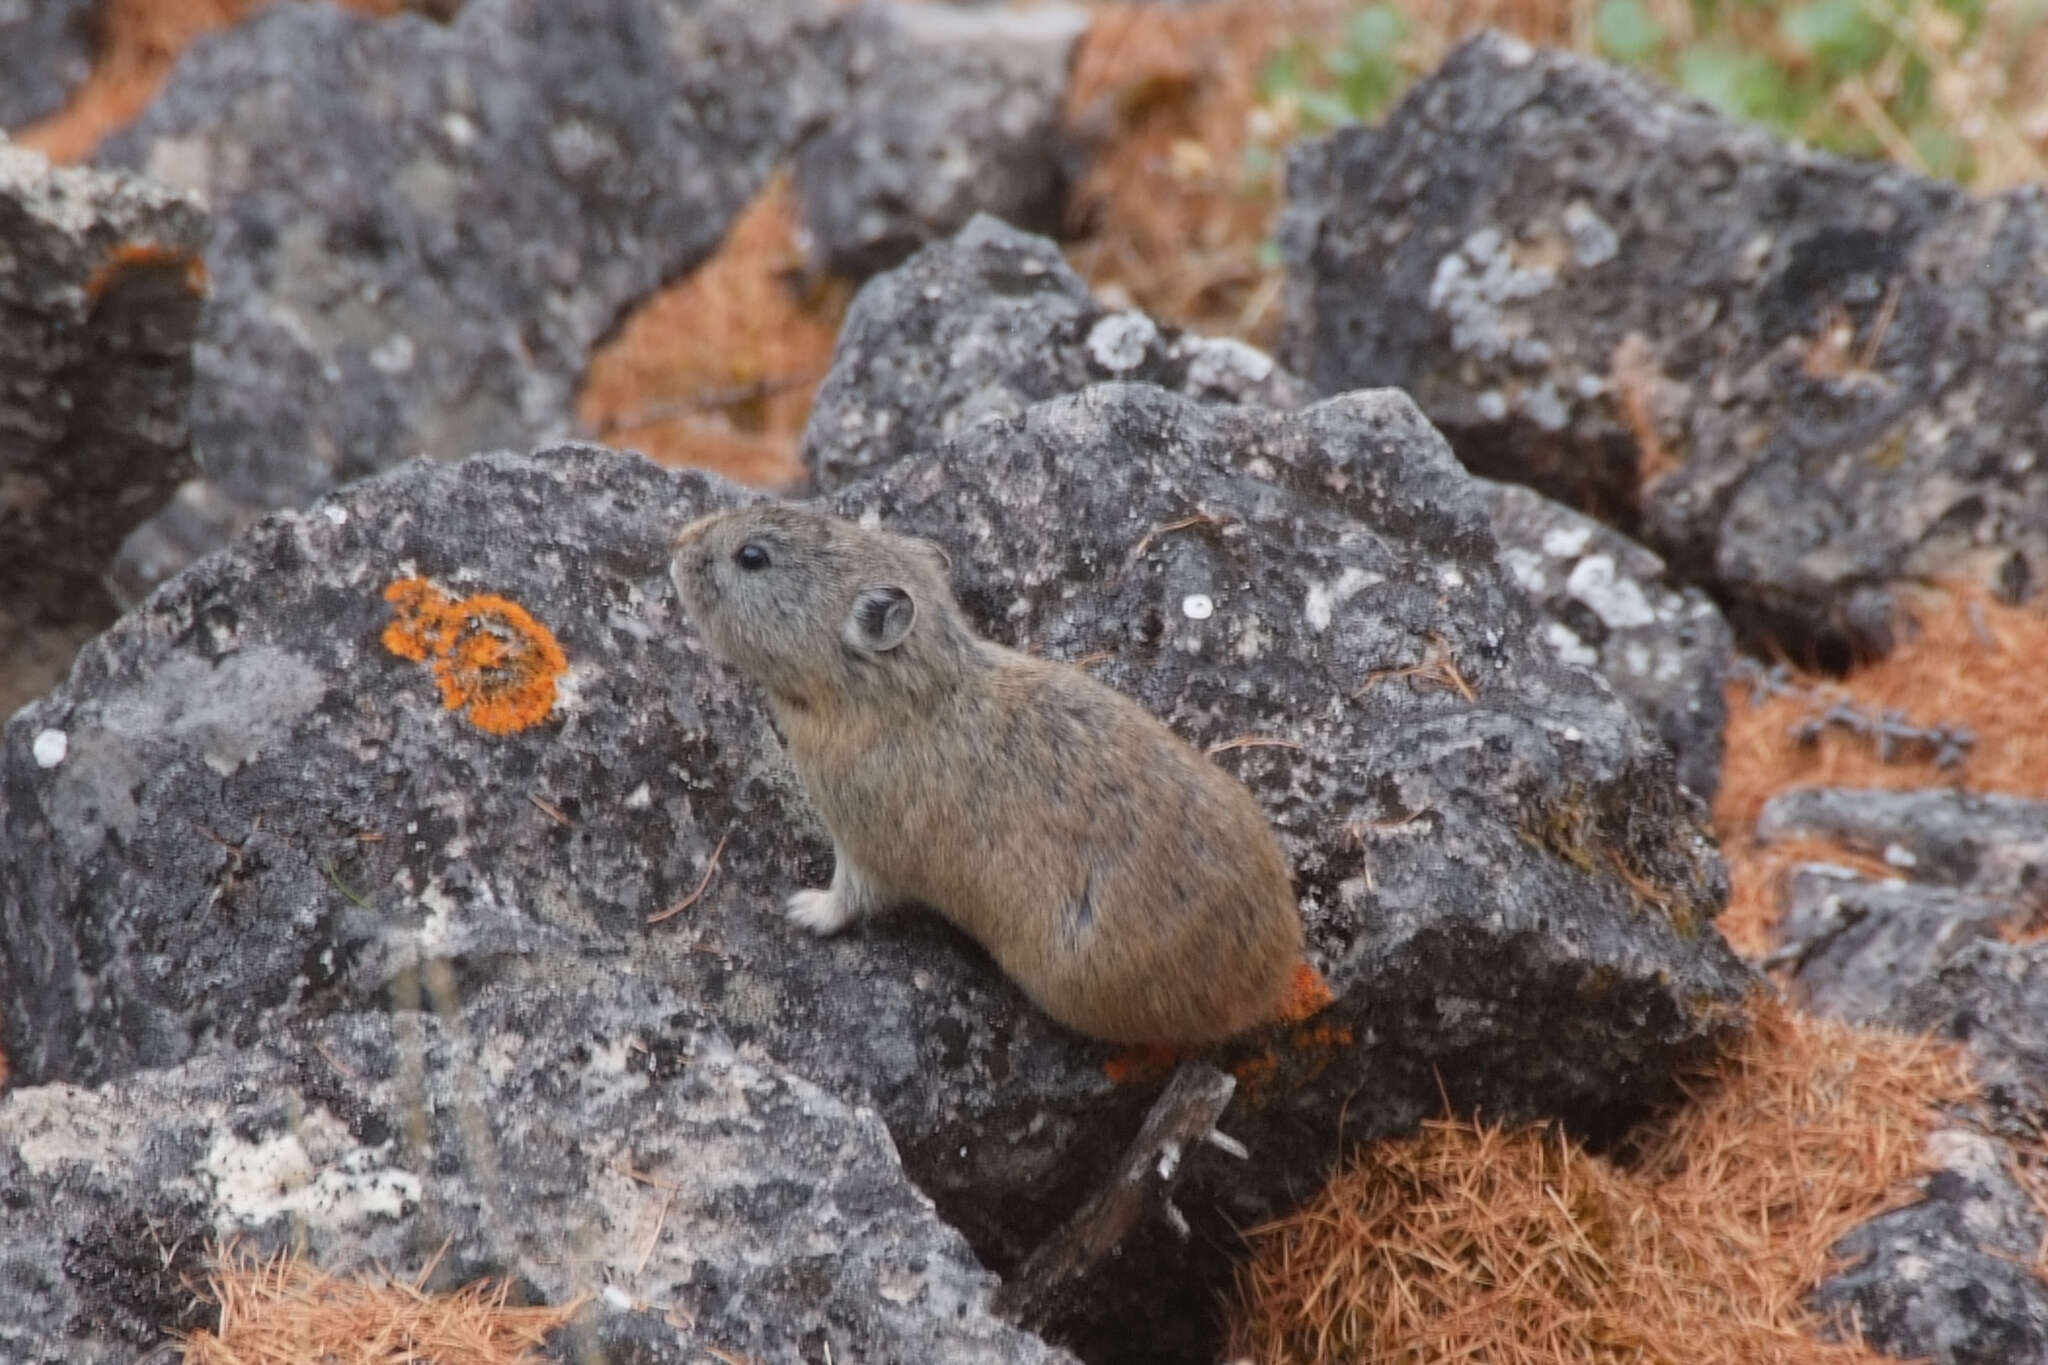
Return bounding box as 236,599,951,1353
787,888,856,936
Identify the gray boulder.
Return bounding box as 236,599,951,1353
1896,940,2048,1128
0,975,1074,1365
0,136,208,716
1816,1129,2048,1365
1,409,1750,1359
0,0,95,131
1280,32,2048,663
96,0,843,601
794,2,1089,278
1759,788,2048,899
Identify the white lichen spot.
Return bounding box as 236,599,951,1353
602,1284,635,1311
441,111,478,149
1234,617,1270,661
624,782,653,810
1540,525,1592,559
1543,621,1599,668
1475,390,1509,421
1575,372,1607,400
1303,567,1380,633
1182,593,1215,621
1087,312,1158,373
1184,336,1275,392
1623,642,1652,677
369,333,416,375
1244,456,1276,480
204,1128,419,1232
1562,201,1619,268
1521,383,1569,432
1884,843,1919,869
321,503,348,526
1438,566,1465,590
31,729,67,769
1499,547,1547,594
1565,555,1656,629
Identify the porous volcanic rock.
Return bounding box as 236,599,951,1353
0,136,208,715
96,0,843,601
0,976,1074,1365
0,0,95,131
794,2,1089,278
1280,32,2048,663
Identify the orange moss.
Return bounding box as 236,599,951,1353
576,173,845,489
1231,1047,1279,1091
1275,960,1333,1023
1715,582,2048,957
1233,997,1980,1365
1104,1043,1180,1087
83,241,208,302
382,577,566,736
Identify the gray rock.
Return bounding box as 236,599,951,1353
0,976,1073,1365
1895,939,2048,1127
1773,863,2014,1024
1757,788,2048,900
0,0,95,131
800,213,1314,486
96,0,843,601
1279,32,2048,663
0,413,1749,1359
1481,478,1730,798
794,2,1088,278
1816,1128,2048,1365
0,136,208,711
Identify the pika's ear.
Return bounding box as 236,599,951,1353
844,584,916,653
914,537,952,574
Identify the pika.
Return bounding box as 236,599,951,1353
670,504,1304,1045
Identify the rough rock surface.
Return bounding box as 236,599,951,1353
1897,940,2048,1128
1759,788,2048,900
1481,478,1729,797
1280,32,2048,662
794,2,1088,278
1,412,1749,1360
1816,1129,2048,1365
96,0,841,601
0,0,96,131
0,976,1074,1365
0,136,209,715
804,216,1733,795
801,213,1314,486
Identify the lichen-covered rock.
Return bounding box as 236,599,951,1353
0,977,1074,1365
801,214,1314,486
1897,940,2048,1128
1481,478,1729,797
96,0,842,600
0,136,209,714
1815,1129,2048,1365
1758,788,2048,899
0,0,95,130
794,3,1088,278
1280,32,2048,662
1,414,1751,1359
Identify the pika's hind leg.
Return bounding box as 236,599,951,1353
787,846,886,936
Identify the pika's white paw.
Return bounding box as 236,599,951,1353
787,888,855,936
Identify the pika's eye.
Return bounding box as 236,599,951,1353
734,542,771,572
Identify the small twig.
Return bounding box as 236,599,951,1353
1357,635,1474,702
648,833,730,924
1856,276,1904,371
1129,510,1227,563
1206,735,1303,756
527,792,574,828
637,1184,679,1275
322,857,372,910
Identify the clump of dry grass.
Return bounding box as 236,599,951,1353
1232,996,1981,1365
1714,583,2048,956
177,1242,582,1365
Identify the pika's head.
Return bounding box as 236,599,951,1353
670,504,967,706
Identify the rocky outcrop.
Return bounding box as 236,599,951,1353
794,2,1088,278
0,977,1075,1365
0,136,208,716
1280,32,2048,664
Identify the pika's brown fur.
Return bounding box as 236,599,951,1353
670,504,1304,1045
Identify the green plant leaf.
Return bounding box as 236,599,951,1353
1347,5,1407,56
1780,0,1888,72
1595,0,1665,62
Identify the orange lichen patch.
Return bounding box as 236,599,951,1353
382,577,566,736
1275,960,1332,1024
1714,582,2048,956
1104,1043,1180,1087
1230,1047,1278,1092
14,0,400,166
577,173,845,489
83,241,208,303
180,1242,582,1365
1233,996,1980,1365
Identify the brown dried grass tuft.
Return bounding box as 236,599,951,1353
1714,582,2048,957
575,172,844,490
177,1242,583,1365
1232,996,1979,1365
